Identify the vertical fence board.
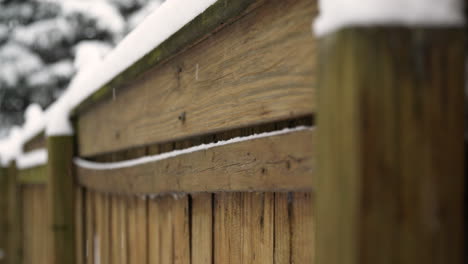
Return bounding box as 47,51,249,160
214,193,242,264
291,192,313,263
47,135,76,264
173,196,190,264
214,192,274,264
191,193,213,264
0,167,7,264
6,162,21,264
274,193,291,264
22,187,32,264
242,193,274,263
316,28,465,264
85,191,95,264
75,188,84,264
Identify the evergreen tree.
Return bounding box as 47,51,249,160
0,0,162,137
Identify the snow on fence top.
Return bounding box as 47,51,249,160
314,0,465,36
0,0,218,166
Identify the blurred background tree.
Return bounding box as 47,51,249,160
0,0,163,137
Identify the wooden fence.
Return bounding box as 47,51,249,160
0,0,465,263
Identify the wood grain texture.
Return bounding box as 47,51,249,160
214,192,274,264
191,193,213,264
77,129,314,194
77,0,317,156
17,165,47,185
47,136,76,264
316,28,465,264
148,195,190,264
72,0,266,116
273,193,291,264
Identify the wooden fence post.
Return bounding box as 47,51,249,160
5,162,21,264
316,28,465,264
0,166,7,264
47,135,76,264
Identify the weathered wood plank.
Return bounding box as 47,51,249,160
291,192,313,263
17,165,47,185
273,193,291,264
77,129,314,194
47,135,76,264
77,0,317,156
172,196,190,264
214,193,242,264
128,196,148,264
316,28,465,264
214,192,274,264
191,193,212,264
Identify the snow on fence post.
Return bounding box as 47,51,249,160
5,162,22,264
315,2,465,264
0,166,7,264
46,135,76,264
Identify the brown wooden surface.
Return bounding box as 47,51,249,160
47,136,76,264
23,132,46,152
75,188,84,264
21,186,51,264
77,129,314,194
191,193,213,264
77,0,317,157
316,28,465,264
0,167,7,264
6,163,21,264
17,165,47,185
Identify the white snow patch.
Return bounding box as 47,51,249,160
74,126,313,170
314,0,465,36
16,148,48,170
74,41,112,70
0,127,23,167
127,0,163,31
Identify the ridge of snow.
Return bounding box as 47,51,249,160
44,0,217,136
16,148,48,170
1,0,224,162
74,126,313,171
0,127,23,167
314,0,465,36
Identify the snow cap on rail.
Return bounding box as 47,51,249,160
314,0,465,36
1,0,220,162
44,0,218,136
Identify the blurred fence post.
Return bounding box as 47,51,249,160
316,27,465,264
47,135,75,264
5,162,21,264
0,166,7,264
